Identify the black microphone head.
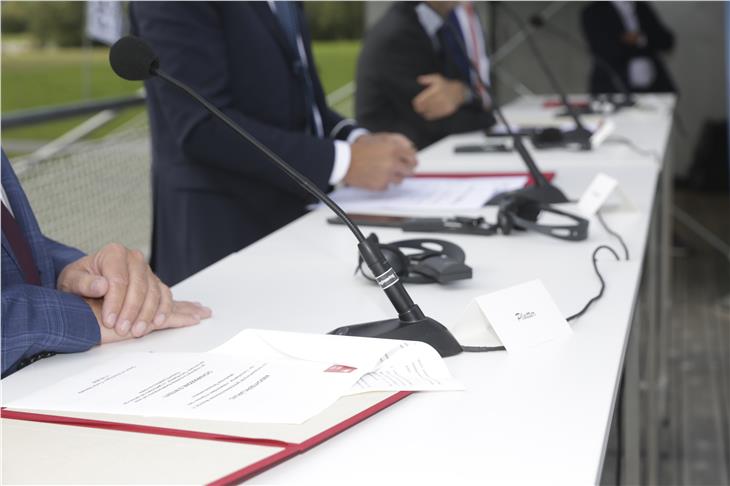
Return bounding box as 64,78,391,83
529,14,545,28
109,35,159,81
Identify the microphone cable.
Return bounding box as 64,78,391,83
565,245,622,322
597,210,630,261
604,135,662,163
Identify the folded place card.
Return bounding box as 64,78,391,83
577,172,634,216
450,280,572,353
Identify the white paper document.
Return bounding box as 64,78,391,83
5,330,462,424
324,176,527,212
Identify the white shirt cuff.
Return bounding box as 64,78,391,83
347,128,370,144
330,140,352,185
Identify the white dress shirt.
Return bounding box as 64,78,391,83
611,1,655,88
269,1,365,185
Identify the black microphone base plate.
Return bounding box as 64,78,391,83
531,127,592,151
329,317,463,357
488,183,570,205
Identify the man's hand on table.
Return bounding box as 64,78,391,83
84,297,211,344
57,242,212,341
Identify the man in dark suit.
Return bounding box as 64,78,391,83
130,2,418,286
1,151,211,377
356,2,496,150
581,1,676,94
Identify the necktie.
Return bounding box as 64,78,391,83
438,13,471,85
2,202,41,285
273,2,322,137
463,3,489,103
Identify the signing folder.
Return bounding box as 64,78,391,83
2,391,410,484
2,330,461,483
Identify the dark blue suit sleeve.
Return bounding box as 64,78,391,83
43,236,85,279
132,2,340,196
2,285,100,377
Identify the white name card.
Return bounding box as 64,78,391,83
578,172,633,216
451,280,572,353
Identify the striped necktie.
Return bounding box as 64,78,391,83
273,1,322,137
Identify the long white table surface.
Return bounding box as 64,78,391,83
1,95,674,485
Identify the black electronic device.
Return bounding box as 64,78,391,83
496,196,588,241
109,36,463,357
435,8,569,205
454,143,512,153
357,239,472,285
497,4,593,151
327,213,496,236
327,198,589,242
529,13,636,111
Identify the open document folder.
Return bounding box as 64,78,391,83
322,175,528,212
4,329,462,425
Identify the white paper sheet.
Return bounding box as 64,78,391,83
324,176,527,212
5,330,462,424
347,341,464,394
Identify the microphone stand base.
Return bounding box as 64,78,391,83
329,317,463,357
488,183,570,205
531,127,592,151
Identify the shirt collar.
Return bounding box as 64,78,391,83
416,2,445,41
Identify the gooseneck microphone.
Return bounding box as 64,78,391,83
528,14,635,110
497,3,593,151
109,36,462,357
438,11,569,204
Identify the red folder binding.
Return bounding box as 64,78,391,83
543,99,590,109
2,391,411,485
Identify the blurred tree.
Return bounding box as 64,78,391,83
26,1,84,47
1,2,32,34
303,1,364,40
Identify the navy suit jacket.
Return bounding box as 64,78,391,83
130,1,359,285
356,2,496,150
1,152,99,377
581,1,676,94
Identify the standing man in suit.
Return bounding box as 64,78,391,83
1,151,211,377
581,1,676,94
356,2,496,150
130,2,418,286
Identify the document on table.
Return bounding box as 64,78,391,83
323,176,527,212
5,330,462,425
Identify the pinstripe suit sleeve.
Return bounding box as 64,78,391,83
1,284,100,377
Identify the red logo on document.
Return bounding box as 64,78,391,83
325,364,357,373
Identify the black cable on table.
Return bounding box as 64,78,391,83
566,245,621,322
462,345,505,353
597,211,630,261
604,135,662,162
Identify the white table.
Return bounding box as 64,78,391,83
1,95,674,485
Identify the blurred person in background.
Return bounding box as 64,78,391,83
356,1,495,150
581,1,676,94
1,150,211,377
131,1,418,286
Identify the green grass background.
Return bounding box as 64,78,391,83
1,40,361,152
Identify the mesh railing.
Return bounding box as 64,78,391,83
6,83,357,259
11,114,153,256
